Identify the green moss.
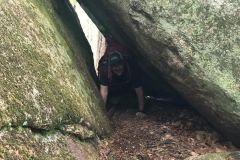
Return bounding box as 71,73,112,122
79,0,240,144
0,127,96,159
0,0,111,138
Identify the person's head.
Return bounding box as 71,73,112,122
110,52,124,76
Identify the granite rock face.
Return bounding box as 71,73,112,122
0,0,111,158
79,0,240,145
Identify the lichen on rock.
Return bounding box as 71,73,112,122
0,0,110,135
0,0,111,158
0,127,98,159
79,0,240,145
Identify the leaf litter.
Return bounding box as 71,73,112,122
98,99,239,160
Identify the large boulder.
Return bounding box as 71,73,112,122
0,127,98,159
79,0,240,145
0,0,111,158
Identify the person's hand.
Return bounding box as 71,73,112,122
136,111,146,118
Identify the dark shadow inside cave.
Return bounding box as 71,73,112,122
69,0,189,109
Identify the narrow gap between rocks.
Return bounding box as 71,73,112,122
69,2,238,159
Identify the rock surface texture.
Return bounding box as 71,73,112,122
79,0,240,145
0,0,110,158
0,127,99,159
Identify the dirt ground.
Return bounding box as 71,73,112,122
98,98,239,160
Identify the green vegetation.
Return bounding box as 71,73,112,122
0,0,110,138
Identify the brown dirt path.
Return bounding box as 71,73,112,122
98,100,238,160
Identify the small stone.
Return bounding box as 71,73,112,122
190,151,199,156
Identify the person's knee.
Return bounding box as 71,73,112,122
106,96,121,108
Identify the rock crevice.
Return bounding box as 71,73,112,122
79,0,240,146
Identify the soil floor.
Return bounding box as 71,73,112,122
98,99,239,160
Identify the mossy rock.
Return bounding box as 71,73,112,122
0,127,98,159
0,0,110,137
79,0,240,145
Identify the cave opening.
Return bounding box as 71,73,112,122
66,0,204,117
1,0,239,159
66,1,238,158
69,0,188,108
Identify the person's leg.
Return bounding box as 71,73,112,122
106,96,121,118
114,91,138,112
107,91,141,117
135,87,144,112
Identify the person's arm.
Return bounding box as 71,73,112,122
100,85,109,106
135,86,144,112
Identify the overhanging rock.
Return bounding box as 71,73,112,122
79,0,240,145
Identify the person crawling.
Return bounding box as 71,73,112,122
98,39,145,118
